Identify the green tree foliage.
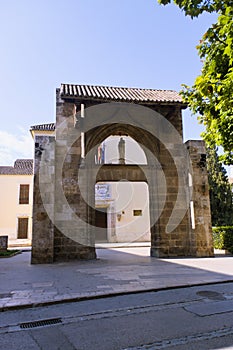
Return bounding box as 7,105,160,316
212,227,233,253
158,0,233,164
158,0,230,18
206,146,233,226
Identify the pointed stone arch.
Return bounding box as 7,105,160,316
31,84,214,263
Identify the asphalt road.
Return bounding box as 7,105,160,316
1,282,233,350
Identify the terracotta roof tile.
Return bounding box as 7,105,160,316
60,84,184,104
30,123,55,131
0,159,33,175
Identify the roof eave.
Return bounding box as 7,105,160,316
59,94,187,107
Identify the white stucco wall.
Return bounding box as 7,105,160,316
111,182,150,242
95,136,150,243
95,182,150,243
0,174,33,246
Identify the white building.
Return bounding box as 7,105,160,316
0,123,56,247
0,159,33,247
95,181,150,243
95,135,150,243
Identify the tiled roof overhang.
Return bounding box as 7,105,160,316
60,84,186,106
0,159,33,175
30,123,55,131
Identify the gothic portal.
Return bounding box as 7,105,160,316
31,84,214,263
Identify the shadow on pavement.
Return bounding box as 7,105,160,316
0,247,233,310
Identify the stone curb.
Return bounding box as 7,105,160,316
1,279,233,312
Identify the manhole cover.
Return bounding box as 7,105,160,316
196,290,225,300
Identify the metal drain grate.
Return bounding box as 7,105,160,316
20,318,62,329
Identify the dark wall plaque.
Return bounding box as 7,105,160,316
0,236,8,251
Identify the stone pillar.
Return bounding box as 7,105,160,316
148,164,162,257
53,91,96,261
186,140,214,257
150,142,191,257
31,136,55,264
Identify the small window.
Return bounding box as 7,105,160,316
133,209,142,216
19,184,30,204
17,218,28,239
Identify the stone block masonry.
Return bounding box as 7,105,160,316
186,140,214,257
31,84,214,263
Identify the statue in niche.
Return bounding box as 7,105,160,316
118,137,125,164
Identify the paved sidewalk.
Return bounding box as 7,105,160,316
0,246,233,311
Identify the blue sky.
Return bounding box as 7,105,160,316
0,0,217,165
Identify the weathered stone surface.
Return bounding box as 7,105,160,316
186,140,214,257
31,136,55,264
31,89,213,263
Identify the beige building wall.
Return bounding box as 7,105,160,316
110,182,150,242
0,174,33,246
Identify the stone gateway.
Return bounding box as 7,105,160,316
31,84,214,263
